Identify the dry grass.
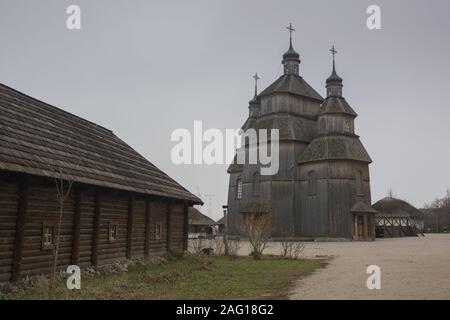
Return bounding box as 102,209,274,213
2,255,323,300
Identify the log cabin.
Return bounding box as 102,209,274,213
0,83,201,283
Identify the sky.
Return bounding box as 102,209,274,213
1,0,449,220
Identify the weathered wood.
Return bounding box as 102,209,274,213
145,199,151,257
183,202,188,252
166,202,172,253
71,187,82,265
126,196,134,259
10,175,29,282
91,189,101,268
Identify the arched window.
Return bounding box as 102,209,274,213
236,178,243,200
308,171,317,195
252,172,260,196
356,170,363,195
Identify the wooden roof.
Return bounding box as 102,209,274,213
0,84,201,204
188,207,215,225
373,197,423,219
318,96,357,117
298,135,372,164
259,74,323,102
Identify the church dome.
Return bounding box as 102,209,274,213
326,69,343,84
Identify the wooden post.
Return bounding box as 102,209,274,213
223,206,229,256
91,189,101,268
183,202,189,252
166,202,172,254
144,199,151,258
11,175,30,282
126,196,134,259
353,215,358,240
363,214,368,240
71,187,82,265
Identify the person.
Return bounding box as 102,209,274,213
211,225,217,240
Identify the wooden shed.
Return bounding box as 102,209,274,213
373,197,424,238
188,207,215,238
0,83,201,283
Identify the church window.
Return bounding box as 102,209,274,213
308,171,317,195
236,178,243,200
356,170,364,195
344,119,351,133
320,119,326,133
252,172,260,196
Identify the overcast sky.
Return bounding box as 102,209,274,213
1,0,449,219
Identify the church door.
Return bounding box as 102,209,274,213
357,216,364,238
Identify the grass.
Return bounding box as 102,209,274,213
4,255,323,300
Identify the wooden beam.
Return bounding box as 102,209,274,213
183,202,189,252
91,189,101,268
11,175,30,282
144,199,151,258
166,202,172,254
126,195,134,259
71,187,82,265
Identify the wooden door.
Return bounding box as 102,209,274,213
357,216,364,237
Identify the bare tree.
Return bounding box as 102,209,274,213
47,167,76,299
48,158,82,300
242,205,271,260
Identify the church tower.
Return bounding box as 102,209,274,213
298,46,376,240
226,28,375,240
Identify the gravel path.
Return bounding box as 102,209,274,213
232,233,450,299
286,234,450,299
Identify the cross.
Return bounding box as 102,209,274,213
253,72,260,96
330,45,337,70
286,23,295,46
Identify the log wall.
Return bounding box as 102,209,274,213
0,171,189,284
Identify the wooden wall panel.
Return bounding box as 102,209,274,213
0,174,19,283
169,202,184,254
97,191,128,266
78,187,95,268
148,200,168,256
131,198,146,258
21,177,74,276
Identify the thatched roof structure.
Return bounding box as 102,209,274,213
373,197,423,219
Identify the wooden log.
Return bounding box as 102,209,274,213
11,175,30,282
183,202,188,252
71,187,82,265
91,189,101,268
144,199,151,258
126,196,134,259
166,202,172,253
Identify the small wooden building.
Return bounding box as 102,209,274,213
0,84,201,283
188,207,215,238
373,197,424,238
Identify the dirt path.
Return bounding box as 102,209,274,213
231,234,450,299
286,234,450,299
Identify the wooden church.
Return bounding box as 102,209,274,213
227,25,376,241
0,83,201,283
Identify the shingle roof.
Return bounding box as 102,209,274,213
298,135,372,164
350,201,378,214
259,74,323,102
318,97,357,117
188,207,216,225
252,113,317,143
0,83,201,204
